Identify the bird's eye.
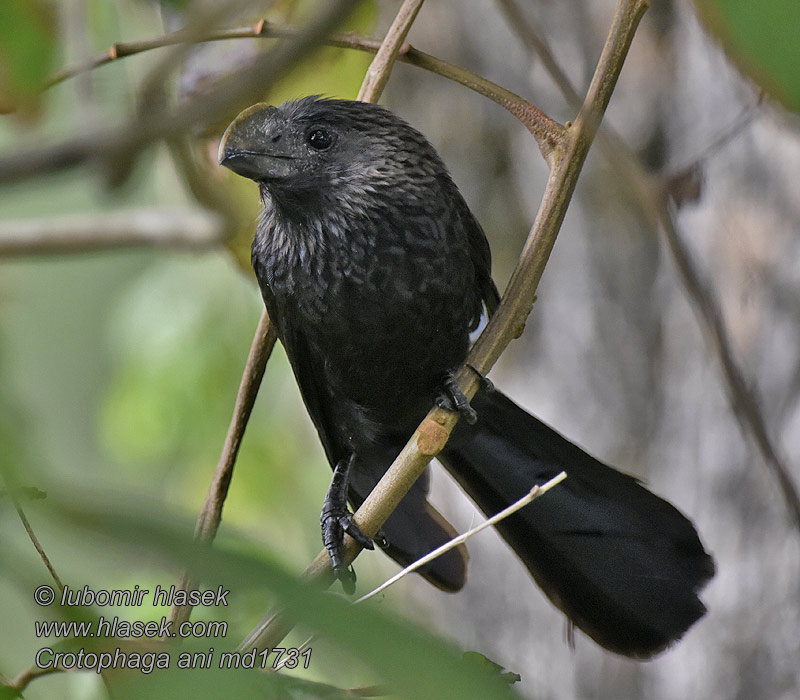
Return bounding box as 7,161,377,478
307,128,334,151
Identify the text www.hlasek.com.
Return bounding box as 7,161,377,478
35,616,227,640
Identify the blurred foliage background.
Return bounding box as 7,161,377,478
2,0,800,699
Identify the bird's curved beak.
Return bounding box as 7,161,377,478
218,103,295,181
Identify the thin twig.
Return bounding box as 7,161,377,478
400,48,564,163
45,11,266,88
355,472,566,604
197,312,279,543
242,0,648,651
8,665,65,694
356,0,425,103
658,209,800,527
0,207,224,257
0,477,64,591
16,510,64,592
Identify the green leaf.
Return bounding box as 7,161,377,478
695,0,800,113
52,492,520,700
0,0,57,112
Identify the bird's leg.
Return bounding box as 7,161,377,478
320,454,375,592
436,371,478,424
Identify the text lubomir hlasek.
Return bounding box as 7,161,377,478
58,584,229,607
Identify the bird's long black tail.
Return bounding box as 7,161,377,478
439,388,715,658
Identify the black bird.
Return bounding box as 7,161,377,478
218,96,714,658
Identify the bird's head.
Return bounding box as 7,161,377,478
219,96,447,211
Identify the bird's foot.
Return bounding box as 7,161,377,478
321,455,374,593
436,372,478,424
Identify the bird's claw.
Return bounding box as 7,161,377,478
321,505,375,551
321,455,375,593
437,373,478,424
320,504,375,593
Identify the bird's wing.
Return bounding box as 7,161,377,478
264,290,345,466
461,202,501,318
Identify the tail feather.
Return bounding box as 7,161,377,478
440,389,715,658
348,463,469,592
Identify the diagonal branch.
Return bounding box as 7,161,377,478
356,0,425,103
3,482,64,592
354,472,567,605
271,472,568,672
658,210,800,527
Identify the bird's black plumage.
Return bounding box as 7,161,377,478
219,96,714,657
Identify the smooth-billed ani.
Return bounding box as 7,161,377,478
218,96,714,658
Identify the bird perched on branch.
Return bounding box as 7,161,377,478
219,96,714,658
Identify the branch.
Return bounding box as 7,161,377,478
354,472,567,605
47,20,564,162
356,0,425,103
2,480,64,591
241,0,649,651
5,665,64,695
498,0,800,528
1,481,67,694
658,209,800,527
0,207,224,257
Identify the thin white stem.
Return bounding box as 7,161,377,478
355,472,567,604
